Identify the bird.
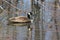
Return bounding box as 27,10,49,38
27,12,34,23
27,12,32,19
